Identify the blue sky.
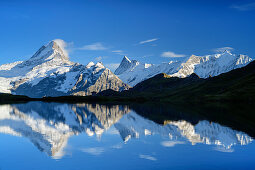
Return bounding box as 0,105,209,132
0,0,255,71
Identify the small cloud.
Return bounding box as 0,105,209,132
161,141,185,147
142,54,154,58
139,154,157,161
112,50,123,53
213,47,234,53
139,38,159,45
79,43,108,51
81,147,104,156
112,50,126,55
105,63,120,72
161,51,186,58
231,2,255,11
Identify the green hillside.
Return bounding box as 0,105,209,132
95,60,255,103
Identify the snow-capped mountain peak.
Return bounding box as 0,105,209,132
0,40,129,97
114,56,133,75
123,56,131,63
222,49,232,55
95,62,105,68
116,51,253,86
86,62,95,68
28,40,69,61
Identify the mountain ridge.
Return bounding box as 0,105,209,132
0,40,129,97
115,51,253,86
117,59,255,102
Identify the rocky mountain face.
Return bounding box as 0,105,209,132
115,51,253,86
0,40,129,98
0,102,252,157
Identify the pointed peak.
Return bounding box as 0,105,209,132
221,49,233,55
86,61,95,68
122,56,131,63
45,40,61,50
38,39,69,59
95,62,105,68
29,39,69,62
114,56,133,75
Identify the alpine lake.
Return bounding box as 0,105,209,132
0,101,254,170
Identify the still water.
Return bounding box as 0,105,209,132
0,102,254,170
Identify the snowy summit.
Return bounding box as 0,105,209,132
0,40,129,97
115,51,253,86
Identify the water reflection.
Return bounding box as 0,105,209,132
0,102,253,158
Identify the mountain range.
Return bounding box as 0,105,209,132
0,40,129,98
0,40,253,98
115,51,252,86
123,59,255,102
95,59,255,103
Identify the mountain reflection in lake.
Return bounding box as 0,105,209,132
0,102,254,170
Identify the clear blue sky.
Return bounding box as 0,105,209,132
0,0,255,70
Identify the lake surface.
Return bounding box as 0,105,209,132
0,102,254,170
